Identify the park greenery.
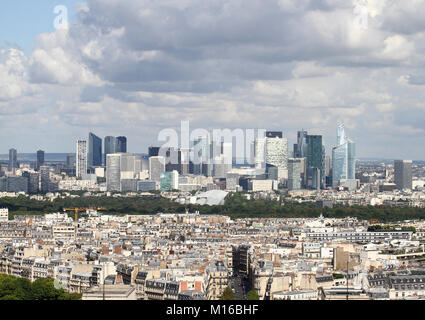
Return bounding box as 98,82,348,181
0,274,81,300
1,193,425,223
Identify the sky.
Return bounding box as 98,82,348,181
1,0,425,159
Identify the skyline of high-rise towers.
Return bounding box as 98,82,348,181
4,125,358,193
332,124,356,190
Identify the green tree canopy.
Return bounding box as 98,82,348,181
246,290,260,300
0,274,81,300
219,287,234,300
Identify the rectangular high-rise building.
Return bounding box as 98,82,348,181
193,137,209,175
207,140,222,177
226,173,239,191
288,158,302,190
138,180,157,192
106,154,121,191
149,156,165,182
88,133,102,167
306,135,324,189
179,148,190,175
121,179,138,192
36,150,45,171
66,154,75,169
76,140,87,178
254,138,266,169
265,131,288,180
8,148,17,172
294,130,308,158
6,176,28,193
148,147,160,158
23,172,40,194
160,171,179,191
40,166,50,193
104,136,127,164
394,160,413,190
104,136,116,164
116,136,127,153
106,153,141,191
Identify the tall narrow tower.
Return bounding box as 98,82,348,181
76,140,87,178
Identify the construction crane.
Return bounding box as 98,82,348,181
63,207,107,221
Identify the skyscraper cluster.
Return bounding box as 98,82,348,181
1,124,363,194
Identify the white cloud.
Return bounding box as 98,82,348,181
1,0,425,158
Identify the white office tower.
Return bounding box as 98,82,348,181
106,154,121,191
170,170,179,190
254,138,266,169
106,153,143,191
149,156,165,182
288,158,302,190
120,153,140,179
265,132,288,180
76,140,87,178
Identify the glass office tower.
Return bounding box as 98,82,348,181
306,135,324,189
116,136,127,153
332,124,356,189
36,150,45,171
8,148,17,172
88,133,102,167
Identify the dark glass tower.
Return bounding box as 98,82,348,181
8,149,17,172
294,130,308,158
36,150,45,171
394,160,412,190
116,136,127,153
306,135,324,189
149,147,160,158
104,136,116,165
266,131,283,139
88,133,102,167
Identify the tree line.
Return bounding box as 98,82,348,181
1,193,425,223
0,274,81,300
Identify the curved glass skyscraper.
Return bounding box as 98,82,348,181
332,124,356,189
